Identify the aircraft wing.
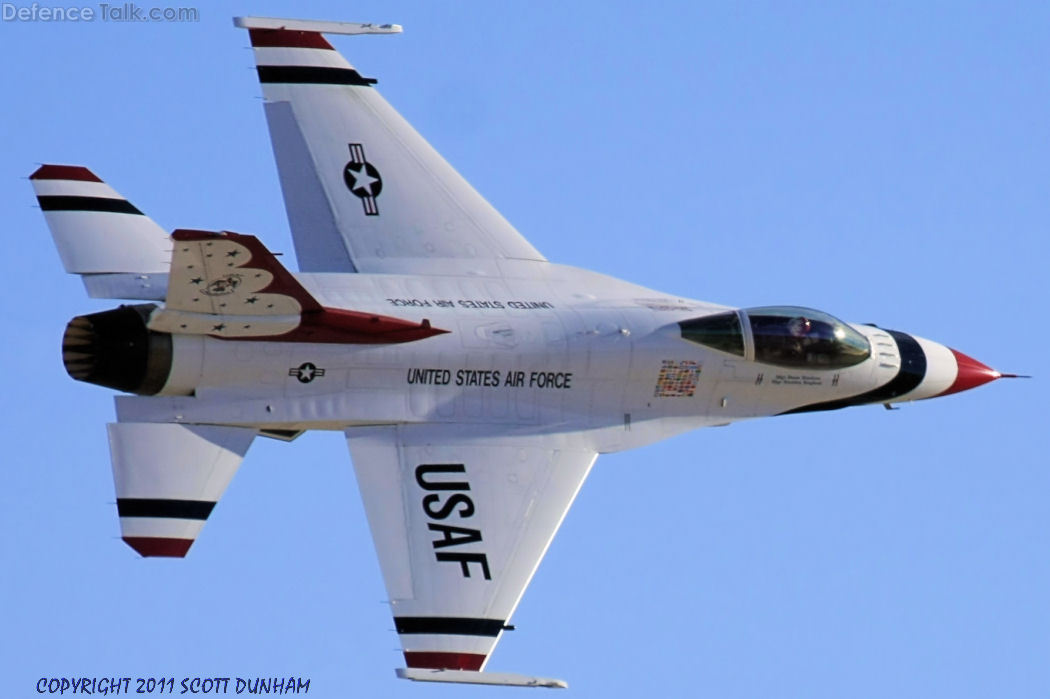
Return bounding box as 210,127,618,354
236,17,546,276
345,424,595,686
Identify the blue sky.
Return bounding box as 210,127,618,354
3,2,1048,697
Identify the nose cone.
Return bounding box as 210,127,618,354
938,349,1002,397
885,334,1008,402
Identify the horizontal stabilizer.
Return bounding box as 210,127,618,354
108,422,255,557
30,165,171,284
396,668,567,689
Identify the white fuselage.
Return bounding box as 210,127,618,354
115,262,930,454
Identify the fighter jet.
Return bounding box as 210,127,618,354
32,16,1018,688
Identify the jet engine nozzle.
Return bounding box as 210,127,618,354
62,304,173,395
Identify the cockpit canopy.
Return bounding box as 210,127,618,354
680,306,871,369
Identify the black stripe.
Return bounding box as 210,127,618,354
38,195,142,215
780,330,927,415
394,617,506,637
116,498,215,520
256,66,377,86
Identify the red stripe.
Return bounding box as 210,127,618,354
282,308,448,345
228,308,448,345
403,652,486,671
938,348,1001,397
29,164,102,182
248,28,333,50
122,537,194,558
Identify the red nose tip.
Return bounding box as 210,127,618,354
939,349,1002,397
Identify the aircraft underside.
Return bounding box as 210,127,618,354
30,14,1015,688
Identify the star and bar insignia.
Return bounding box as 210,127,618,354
342,143,382,216
289,362,326,384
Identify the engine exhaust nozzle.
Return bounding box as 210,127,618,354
62,304,172,395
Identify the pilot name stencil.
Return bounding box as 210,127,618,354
771,374,823,387
415,464,491,580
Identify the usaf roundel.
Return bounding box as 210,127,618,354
343,143,382,216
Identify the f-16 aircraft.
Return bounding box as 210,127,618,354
33,16,1018,689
